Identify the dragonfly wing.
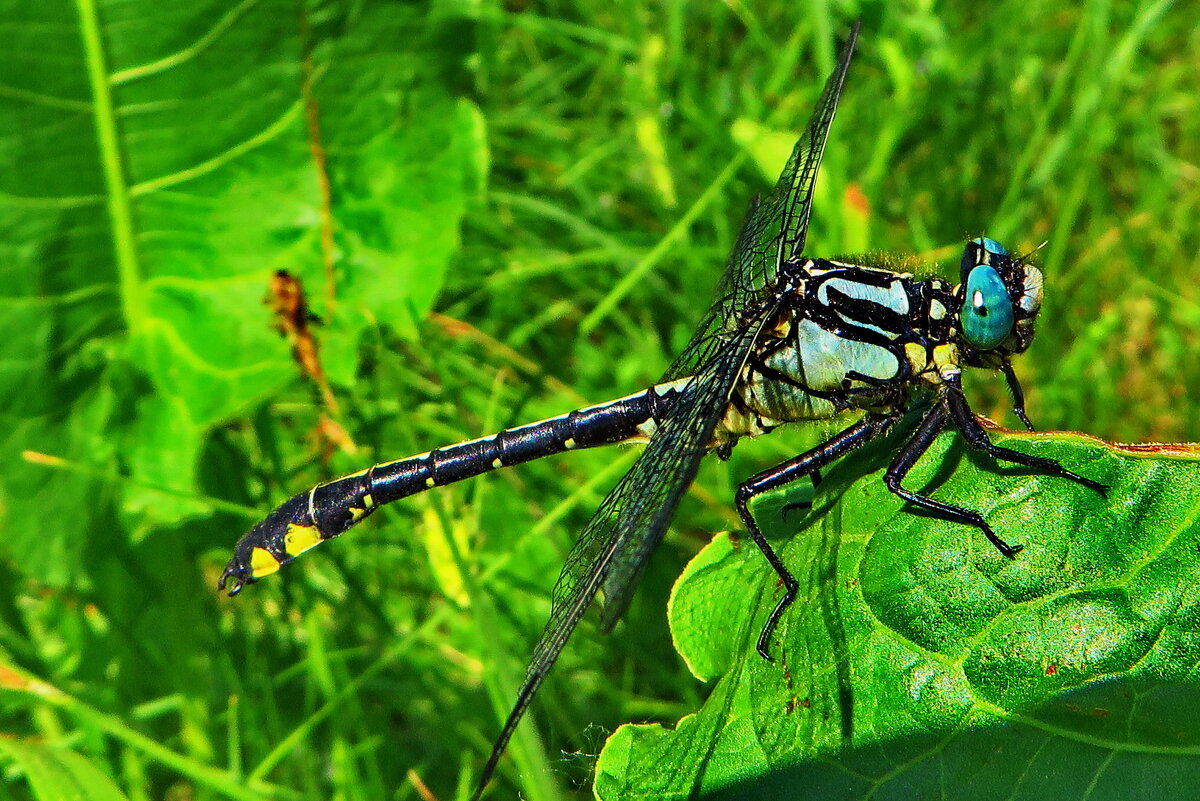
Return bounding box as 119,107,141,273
771,19,859,267
541,301,776,663
474,22,860,795
472,302,779,797
665,20,859,382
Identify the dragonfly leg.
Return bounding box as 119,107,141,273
1001,362,1036,430
736,414,896,661
946,382,1107,494
884,399,1024,557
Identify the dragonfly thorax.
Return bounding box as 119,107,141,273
723,239,1042,440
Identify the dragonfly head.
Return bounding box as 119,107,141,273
955,237,1043,366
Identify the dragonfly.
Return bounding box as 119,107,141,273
220,20,1104,799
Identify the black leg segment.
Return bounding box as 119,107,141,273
883,399,1023,557
736,413,897,661
1001,362,1036,431
946,382,1107,494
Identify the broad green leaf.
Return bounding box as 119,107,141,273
0,0,486,584
597,430,1200,799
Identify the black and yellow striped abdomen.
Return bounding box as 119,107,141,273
219,380,690,594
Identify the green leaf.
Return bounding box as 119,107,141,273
0,0,486,584
597,430,1200,799
0,738,129,801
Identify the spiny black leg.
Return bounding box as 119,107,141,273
946,382,1107,495
736,414,897,661
1001,362,1035,430
884,399,1024,557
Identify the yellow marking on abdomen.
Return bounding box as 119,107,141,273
631,418,659,442
284,523,324,557
491,458,503,469
362,494,375,509
250,547,282,578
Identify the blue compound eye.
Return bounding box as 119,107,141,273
962,265,1014,350
978,237,1007,256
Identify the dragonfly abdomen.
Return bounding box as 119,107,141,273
370,380,690,500
219,380,691,594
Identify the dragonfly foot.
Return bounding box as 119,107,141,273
983,526,1023,558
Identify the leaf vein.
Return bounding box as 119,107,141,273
109,0,265,85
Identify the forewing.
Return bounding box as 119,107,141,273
471,305,779,797
475,24,859,793
665,20,859,382
535,304,775,672
772,20,859,268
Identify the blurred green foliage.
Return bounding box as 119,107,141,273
0,0,1196,799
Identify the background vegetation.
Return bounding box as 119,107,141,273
1,0,1197,799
